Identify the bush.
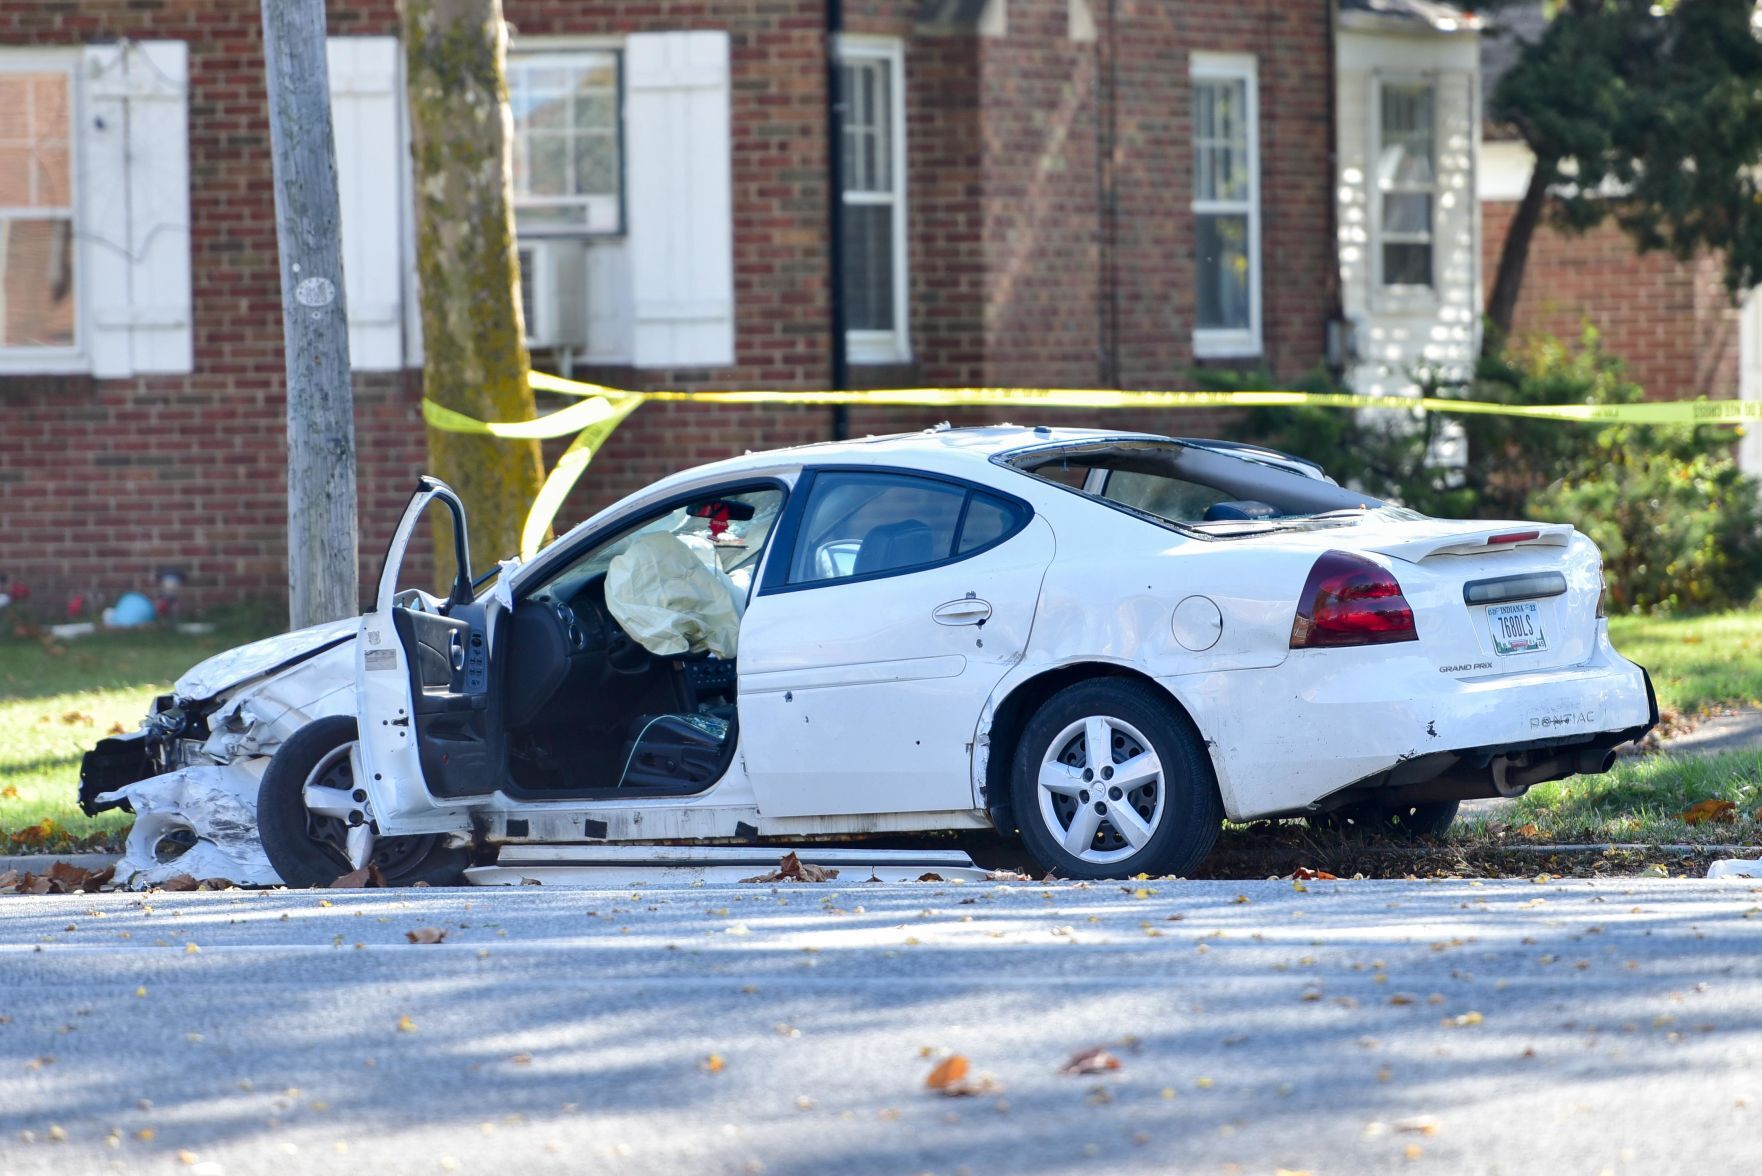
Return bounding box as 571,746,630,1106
1212,330,1762,614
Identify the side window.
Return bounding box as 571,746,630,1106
785,472,1025,587
527,486,785,604
957,492,1016,554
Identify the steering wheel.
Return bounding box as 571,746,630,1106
604,620,652,674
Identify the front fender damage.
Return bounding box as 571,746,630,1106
95,642,359,890
100,761,282,889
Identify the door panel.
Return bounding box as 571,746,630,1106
738,513,1054,818
355,479,493,828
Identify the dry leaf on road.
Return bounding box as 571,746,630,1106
405,928,448,944
329,864,388,889
1060,1047,1123,1076
740,852,838,883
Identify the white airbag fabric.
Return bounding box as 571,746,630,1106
605,532,741,658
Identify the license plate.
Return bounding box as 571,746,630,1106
1486,601,1547,656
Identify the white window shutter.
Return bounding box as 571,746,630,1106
625,31,734,369
81,41,192,377
328,37,408,371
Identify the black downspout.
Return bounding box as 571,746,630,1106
824,0,850,439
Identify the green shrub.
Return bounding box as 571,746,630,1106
1209,329,1762,614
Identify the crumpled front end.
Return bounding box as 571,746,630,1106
81,633,360,889
100,762,280,888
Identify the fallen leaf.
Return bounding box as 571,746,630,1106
509,1053,533,1065
925,1055,970,1091
158,875,199,892
1292,867,1339,881
985,868,1032,882
0,785,17,799
1395,1116,1440,1136
1517,823,1540,837
1060,1047,1122,1076
916,872,945,882
395,1015,417,1033
740,852,838,884
328,864,388,889
405,928,448,944
703,1053,725,1073
107,721,126,736
59,711,94,726
1681,799,1738,826
1444,1011,1484,1028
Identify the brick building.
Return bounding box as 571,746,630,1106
0,0,1470,615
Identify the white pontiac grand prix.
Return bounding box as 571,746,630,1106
82,426,1656,885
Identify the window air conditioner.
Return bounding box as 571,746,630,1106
516,240,590,352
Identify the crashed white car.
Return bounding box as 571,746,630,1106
82,426,1656,886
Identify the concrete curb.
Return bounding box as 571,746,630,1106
0,852,122,876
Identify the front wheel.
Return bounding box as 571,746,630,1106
257,715,468,887
1009,680,1221,879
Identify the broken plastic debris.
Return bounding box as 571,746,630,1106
101,764,281,890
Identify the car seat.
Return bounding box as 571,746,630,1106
853,520,938,576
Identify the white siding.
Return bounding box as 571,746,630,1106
328,37,409,371
1742,286,1762,477
1335,29,1480,399
625,30,734,369
81,41,192,377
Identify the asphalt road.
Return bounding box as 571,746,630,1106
3,876,1761,1176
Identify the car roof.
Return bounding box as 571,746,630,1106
673,424,1165,481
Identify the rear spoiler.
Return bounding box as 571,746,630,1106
1369,523,1575,564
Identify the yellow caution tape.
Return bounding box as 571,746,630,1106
422,371,1758,559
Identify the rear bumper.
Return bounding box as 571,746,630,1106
1160,625,1656,820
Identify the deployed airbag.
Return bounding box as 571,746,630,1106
605,532,741,658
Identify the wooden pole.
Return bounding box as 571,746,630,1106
262,0,360,628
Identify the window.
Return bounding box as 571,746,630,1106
838,39,909,364
528,486,786,605
0,61,77,356
509,50,622,236
1376,81,1436,289
1190,53,1259,358
783,472,1023,587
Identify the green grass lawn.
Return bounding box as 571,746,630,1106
1,625,268,851
1458,748,1762,846
1607,609,1762,715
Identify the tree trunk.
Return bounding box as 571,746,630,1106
401,0,546,581
1483,154,1554,355
262,0,360,629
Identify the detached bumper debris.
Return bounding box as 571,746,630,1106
99,764,283,890
1707,858,1762,879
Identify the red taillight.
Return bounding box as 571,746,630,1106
1290,551,1419,648
1486,530,1540,545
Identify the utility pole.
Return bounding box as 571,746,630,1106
261,0,360,628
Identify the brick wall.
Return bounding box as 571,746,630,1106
0,0,1335,618
1482,199,1741,400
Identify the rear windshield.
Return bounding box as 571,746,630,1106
1002,439,1410,537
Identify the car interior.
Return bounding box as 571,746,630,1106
500,486,785,796
1010,439,1390,533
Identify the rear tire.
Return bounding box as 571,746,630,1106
1307,798,1459,839
1009,679,1221,879
257,715,468,887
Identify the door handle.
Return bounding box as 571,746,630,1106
933,598,993,626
